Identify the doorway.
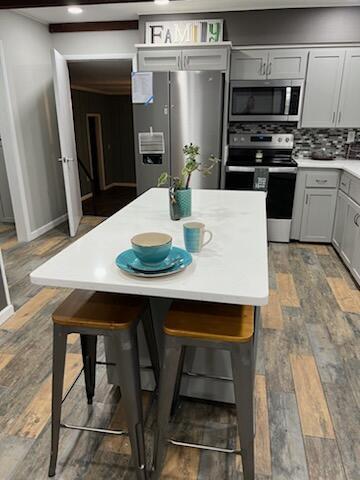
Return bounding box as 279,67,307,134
0,136,16,244
87,114,105,193
67,58,137,218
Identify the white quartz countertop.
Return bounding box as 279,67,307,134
296,157,360,180
31,188,269,306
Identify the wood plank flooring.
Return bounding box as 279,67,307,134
0,222,359,479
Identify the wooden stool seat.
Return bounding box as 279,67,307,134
53,290,146,330
164,300,254,343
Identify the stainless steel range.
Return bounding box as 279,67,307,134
225,133,297,243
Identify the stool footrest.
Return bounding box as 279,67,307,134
184,370,233,382
61,423,127,436
168,438,241,455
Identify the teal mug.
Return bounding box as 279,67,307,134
183,222,213,253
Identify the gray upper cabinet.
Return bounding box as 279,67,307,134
231,48,308,80
183,48,228,71
138,48,182,71
337,48,360,128
230,50,268,80
301,49,345,128
300,188,337,243
138,46,229,72
267,49,308,79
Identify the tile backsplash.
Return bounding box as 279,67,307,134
229,123,360,159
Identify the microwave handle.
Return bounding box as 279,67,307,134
284,87,291,115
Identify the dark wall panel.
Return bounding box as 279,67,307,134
140,7,360,46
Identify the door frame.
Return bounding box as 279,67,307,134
86,113,106,191
0,41,32,241
63,52,137,212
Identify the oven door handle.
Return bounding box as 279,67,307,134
226,166,297,173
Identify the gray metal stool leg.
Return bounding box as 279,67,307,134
142,307,160,388
49,324,67,477
152,338,183,480
114,329,148,480
231,341,255,480
171,346,186,416
80,334,97,404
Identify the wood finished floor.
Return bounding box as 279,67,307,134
0,220,359,480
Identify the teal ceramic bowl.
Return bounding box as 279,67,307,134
131,232,172,266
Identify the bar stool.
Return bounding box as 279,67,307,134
152,300,257,480
48,290,160,480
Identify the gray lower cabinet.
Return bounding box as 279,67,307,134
351,225,360,284
332,183,360,286
332,190,347,252
339,196,360,268
300,188,337,242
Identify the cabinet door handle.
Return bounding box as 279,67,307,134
332,111,336,124
305,194,309,205
355,213,360,227
316,179,328,184
262,62,267,76
267,62,272,76
338,111,342,124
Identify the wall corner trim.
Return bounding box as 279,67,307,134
29,213,68,241
0,304,14,326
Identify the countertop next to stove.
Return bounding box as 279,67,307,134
295,157,360,180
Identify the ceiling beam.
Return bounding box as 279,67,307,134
49,20,138,33
0,0,156,8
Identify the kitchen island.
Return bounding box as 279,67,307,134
31,188,268,403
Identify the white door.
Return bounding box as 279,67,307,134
336,48,360,127
52,49,82,237
301,49,345,128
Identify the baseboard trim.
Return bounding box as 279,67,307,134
104,182,136,190
0,304,14,326
28,213,68,241
81,192,93,201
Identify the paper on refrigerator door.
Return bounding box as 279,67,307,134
132,72,154,104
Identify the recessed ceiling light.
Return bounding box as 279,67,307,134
154,0,169,5
68,6,83,14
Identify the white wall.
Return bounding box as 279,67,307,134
0,11,66,240
52,30,140,56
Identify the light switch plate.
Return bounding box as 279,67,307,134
347,130,355,143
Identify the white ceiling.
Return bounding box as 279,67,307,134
68,59,132,95
16,0,360,25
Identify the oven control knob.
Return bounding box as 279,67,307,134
285,137,290,143
278,138,283,142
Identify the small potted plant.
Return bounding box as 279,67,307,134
157,143,219,220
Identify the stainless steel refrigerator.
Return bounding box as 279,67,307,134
133,71,224,195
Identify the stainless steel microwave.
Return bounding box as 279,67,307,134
229,79,304,122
